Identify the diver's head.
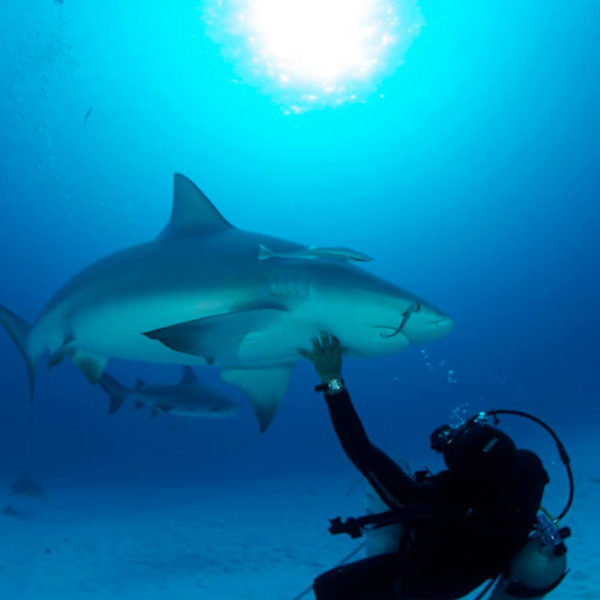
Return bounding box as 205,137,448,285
431,420,516,475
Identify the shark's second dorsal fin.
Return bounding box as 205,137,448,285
158,173,232,239
180,366,197,384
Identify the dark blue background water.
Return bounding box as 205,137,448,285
0,1,598,511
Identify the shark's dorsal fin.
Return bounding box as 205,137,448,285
158,173,232,239
180,366,197,384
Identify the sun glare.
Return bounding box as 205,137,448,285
203,0,424,112
249,0,383,83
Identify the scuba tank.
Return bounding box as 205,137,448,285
487,511,570,600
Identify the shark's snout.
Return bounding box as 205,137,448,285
424,315,454,337
398,303,453,344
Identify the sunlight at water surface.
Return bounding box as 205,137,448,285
202,0,424,112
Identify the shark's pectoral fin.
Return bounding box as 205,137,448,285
143,308,286,362
70,351,108,383
221,365,293,433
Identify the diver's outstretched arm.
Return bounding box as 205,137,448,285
324,386,438,508
302,333,439,508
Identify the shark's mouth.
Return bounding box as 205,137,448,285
379,303,421,339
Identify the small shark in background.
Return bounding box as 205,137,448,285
10,472,44,499
98,366,240,418
0,173,453,431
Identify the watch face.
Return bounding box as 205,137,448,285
329,378,343,392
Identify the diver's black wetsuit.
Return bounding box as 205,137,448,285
314,389,549,600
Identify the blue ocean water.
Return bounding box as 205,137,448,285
0,1,598,598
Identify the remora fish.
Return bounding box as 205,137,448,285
98,366,239,418
258,244,373,262
0,173,453,431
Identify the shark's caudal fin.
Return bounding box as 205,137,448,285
97,372,129,414
0,304,36,402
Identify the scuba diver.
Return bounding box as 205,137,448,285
301,332,571,600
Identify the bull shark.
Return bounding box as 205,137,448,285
98,366,240,418
0,173,453,431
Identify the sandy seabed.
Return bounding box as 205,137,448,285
1,465,598,600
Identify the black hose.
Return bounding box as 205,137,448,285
488,409,574,520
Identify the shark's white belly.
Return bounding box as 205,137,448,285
34,293,328,368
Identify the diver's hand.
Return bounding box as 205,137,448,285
300,332,342,382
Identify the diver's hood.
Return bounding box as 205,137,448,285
443,423,517,475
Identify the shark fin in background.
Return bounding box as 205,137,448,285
0,304,36,402
221,365,293,433
70,351,107,383
135,378,145,389
97,372,128,414
144,308,285,362
158,173,233,240
180,366,197,384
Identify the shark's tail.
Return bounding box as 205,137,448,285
97,372,129,415
0,304,36,402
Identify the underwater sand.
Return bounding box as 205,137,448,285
1,442,597,600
